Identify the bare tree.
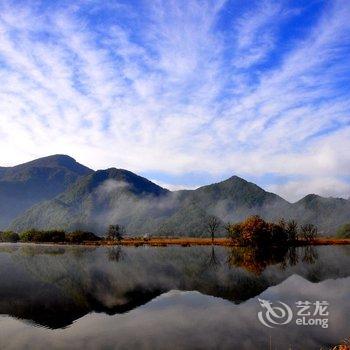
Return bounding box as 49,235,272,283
300,224,318,242
207,216,220,243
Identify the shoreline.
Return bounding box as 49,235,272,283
89,237,350,247
3,237,350,247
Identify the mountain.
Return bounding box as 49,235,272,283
0,155,93,229
9,172,290,235
158,176,290,236
290,194,350,234
9,170,292,236
10,168,170,233
4,155,350,236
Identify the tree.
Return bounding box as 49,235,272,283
225,222,243,244
107,224,124,242
300,224,318,242
206,216,220,243
0,231,19,242
286,220,298,243
19,229,66,243
20,229,41,242
269,222,288,245
66,230,100,243
277,218,286,231
241,215,271,246
225,216,302,247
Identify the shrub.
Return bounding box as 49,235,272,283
225,216,304,247
66,230,100,243
44,230,66,242
336,223,350,238
300,224,318,242
225,223,243,244
0,231,20,242
106,225,125,241
269,222,288,245
20,229,65,242
20,229,41,242
286,220,298,242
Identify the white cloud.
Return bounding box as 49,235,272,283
268,177,350,203
232,0,288,68
150,180,200,192
0,0,349,201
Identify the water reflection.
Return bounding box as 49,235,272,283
206,246,221,269
226,246,317,275
302,245,319,264
0,244,349,349
107,246,125,262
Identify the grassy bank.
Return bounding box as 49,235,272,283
9,237,349,247
89,237,350,246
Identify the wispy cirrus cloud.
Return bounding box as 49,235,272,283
0,0,349,201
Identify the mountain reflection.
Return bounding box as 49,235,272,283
0,244,349,330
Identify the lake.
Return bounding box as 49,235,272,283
0,244,349,349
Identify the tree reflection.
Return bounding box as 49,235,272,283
280,247,299,270
226,246,318,275
206,246,221,269
107,246,125,262
20,245,66,257
302,246,318,265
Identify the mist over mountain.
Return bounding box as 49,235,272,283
0,155,93,229
157,176,290,236
3,155,350,236
291,194,350,233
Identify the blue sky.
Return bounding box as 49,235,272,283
0,0,350,201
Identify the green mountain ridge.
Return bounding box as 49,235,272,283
0,155,93,229
2,155,350,235
292,194,350,233
10,168,170,233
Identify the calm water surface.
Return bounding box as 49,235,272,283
0,244,349,349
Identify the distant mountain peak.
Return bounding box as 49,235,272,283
0,154,93,175
224,175,254,185
67,167,169,199
204,174,282,196
14,154,93,175
41,154,79,166
9,154,75,167
0,155,93,229
227,175,246,181
302,193,321,200
298,193,347,204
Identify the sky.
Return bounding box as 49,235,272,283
0,0,350,202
